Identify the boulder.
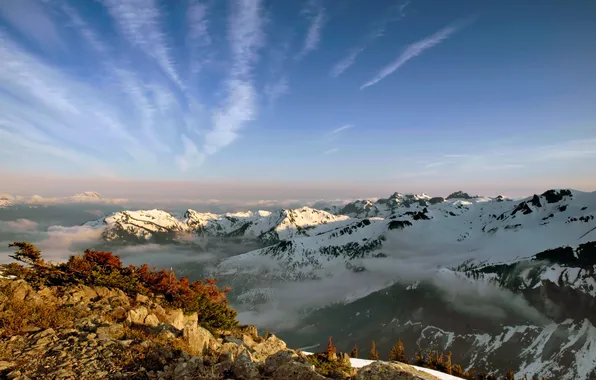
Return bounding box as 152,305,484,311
6,280,33,302
165,309,185,330
231,350,260,380
182,324,220,356
251,334,287,362
126,306,148,325
354,362,440,380
144,314,160,327
272,361,326,380
264,350,310,375
135,293,150,304
219,341,249,362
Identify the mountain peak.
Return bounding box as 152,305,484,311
446,191,476,200
71,192,102,200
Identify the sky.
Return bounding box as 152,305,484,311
1,0,595,201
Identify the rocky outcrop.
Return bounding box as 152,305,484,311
354,362,438,380
0,278,448,380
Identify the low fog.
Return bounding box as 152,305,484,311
233,232,551,330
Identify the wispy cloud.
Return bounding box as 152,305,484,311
0,0,65,52
176,134,204,172
263,77,289,104
398,1,411,17
423,138,596,176
102,0,184,90
202,0,264,159
0,2,209,175
330,1,406,77
361,20,468,89
296,1,326,60
330,46,365,78
186,0,211,75
323,148,339,155
326,124,353,135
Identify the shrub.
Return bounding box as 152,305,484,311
2,242,238,333
0,296,79,338
306,352,352,378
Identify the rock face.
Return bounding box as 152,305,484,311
354,362,439,380
0,278,449,380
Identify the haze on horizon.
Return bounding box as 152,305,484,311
1,0,595,201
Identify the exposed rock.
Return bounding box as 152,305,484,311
272,361,326,380
542,189,572,204
354,361,440,380
231,350,260,379
126,306,148,325
182,323,219,355
5,280,33,302
264,350,310,374
165,308,185,330
135,293,150,304
251,334,287,362
446,191,475,200
144,313,160,327
219,341,248,361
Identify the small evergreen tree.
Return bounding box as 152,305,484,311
9,242,44,266
369,340,379,360
325,336,337,361
389,339,406,363
349,344,359,358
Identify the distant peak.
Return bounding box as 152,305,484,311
73,191,102,199
446,191,476,200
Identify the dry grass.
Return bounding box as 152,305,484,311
0,297,78,338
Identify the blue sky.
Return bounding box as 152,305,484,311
1,0,595,200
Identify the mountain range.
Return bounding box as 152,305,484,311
3,188,596,378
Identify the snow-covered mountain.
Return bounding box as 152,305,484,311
217,189,595,279
91,206,350,244
82,187,596,378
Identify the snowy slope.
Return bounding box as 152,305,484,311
218,189,596,280
300,351,465,380
92,206,350,244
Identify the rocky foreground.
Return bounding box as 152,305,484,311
0,279,445,380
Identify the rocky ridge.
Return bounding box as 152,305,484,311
0,278,448,380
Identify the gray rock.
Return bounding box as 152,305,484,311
251,334,287,362
232,350,260,380
354,362,440,380
272,361,326,380
264,350,309,375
